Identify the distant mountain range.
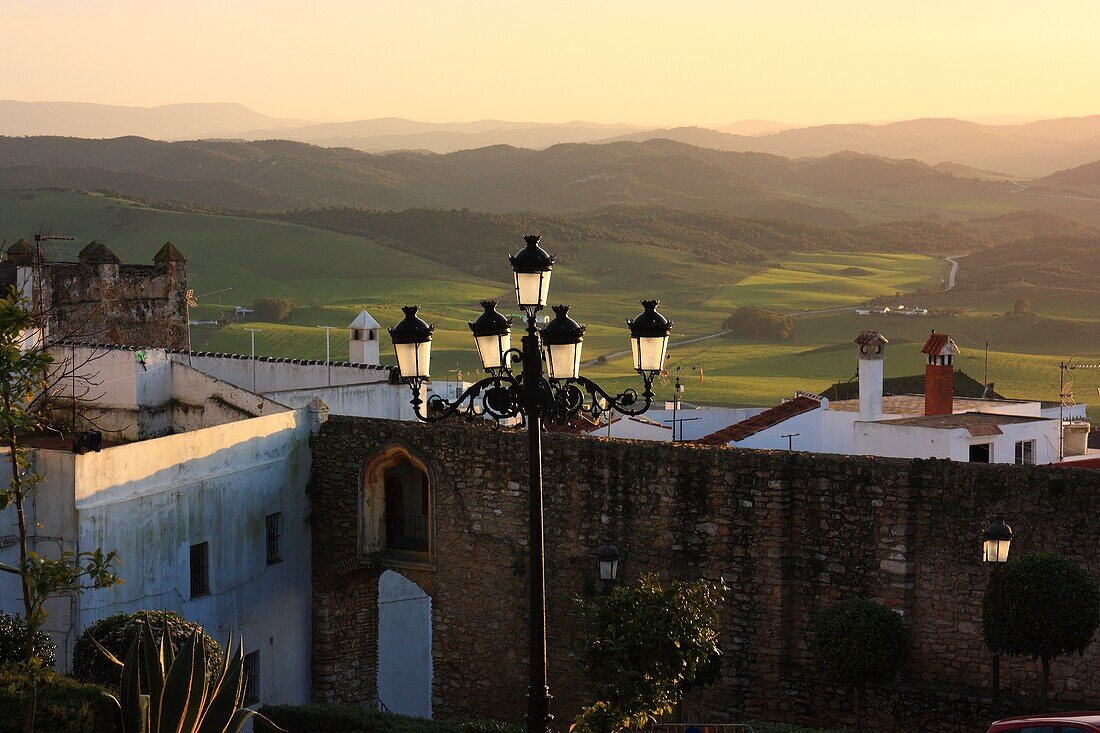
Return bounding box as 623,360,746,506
0,101,308,140
2,101,1097,177
599,118,1100,178
0,135,1016,225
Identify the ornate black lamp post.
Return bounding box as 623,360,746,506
389,234,672,733
982,516,1013,713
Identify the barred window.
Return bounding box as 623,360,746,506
189,542,209,598
266,512,282,565
243,650,259,704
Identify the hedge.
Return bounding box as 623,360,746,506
72,609,223,689
257,705,520,733
0,670,116,733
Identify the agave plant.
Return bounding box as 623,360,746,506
94,619,284,733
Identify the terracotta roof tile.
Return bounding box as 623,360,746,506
696,396,820,445
922,331,959,356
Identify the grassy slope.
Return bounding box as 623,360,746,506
1,190,1094,414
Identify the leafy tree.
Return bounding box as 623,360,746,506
0,612,55,668
722,306,794,341
811,598,908,733
982,552,1100,705
251,297,294,321
571,574,725,733
72,609,223,689
1012,296,1032,315
0,288,122,732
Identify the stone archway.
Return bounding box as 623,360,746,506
377,569,433,718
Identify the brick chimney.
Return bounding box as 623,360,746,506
922,330,960,416
855,330,888,421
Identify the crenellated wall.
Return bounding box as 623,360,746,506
308,416,1100,732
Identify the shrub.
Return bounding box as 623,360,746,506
982,552,1100,704
71,609,223,689
572,574,725,733
0,669,115,733
257,705,520,733
722,306,794,341
811,598,908,733
0,613,56,668
252,297,294,321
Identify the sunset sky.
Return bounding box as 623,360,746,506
2,0,1097,126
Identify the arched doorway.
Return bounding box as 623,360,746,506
377,570,432,717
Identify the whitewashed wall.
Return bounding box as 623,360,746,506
72,409,313,704
171,353,392,393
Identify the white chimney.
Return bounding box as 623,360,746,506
348,310,381,364
855,331,888,421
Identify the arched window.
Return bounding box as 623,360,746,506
362,447,432,559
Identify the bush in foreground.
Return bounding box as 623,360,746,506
71,609,223,689
0,669,115,733
0,612,56,668
257,705,519,733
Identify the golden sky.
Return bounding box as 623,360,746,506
1,0,1097,125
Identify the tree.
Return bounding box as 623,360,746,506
722,306,794,341
811,598,908,733
982,552,1100,705
571,574,725,733
251,297,294,321
1012,297,1031,315
0,288,121,732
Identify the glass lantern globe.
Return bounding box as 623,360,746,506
627,300,673,375
982,517,1013,563
541,305,585,380
509,235,555,313
388,305,434,381
469,299,513,372
597,544,620,581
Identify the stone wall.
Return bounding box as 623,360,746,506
308,416,1100,732
0,246,188,349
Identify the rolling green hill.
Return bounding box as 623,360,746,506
2,189,1094,416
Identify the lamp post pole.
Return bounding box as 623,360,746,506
982,516,1013,717
522,313,551,731
389,235,673,733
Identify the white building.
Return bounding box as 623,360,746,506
696,330,1073,465
0,309,430,710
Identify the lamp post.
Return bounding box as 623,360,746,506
390,234,672,733
982,516,1013,714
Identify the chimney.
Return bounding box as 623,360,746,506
855,331,888,420
348,310,381,364
922,330,960,416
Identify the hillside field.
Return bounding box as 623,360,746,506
1,190,1095,414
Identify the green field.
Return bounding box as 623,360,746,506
1,190,1096,414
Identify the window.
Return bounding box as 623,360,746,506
265,512,282,565
189,542,209,598
362,448,433,558
1015,440,1035,465
384,461,429,552
242,650,259,704
969,443,992,463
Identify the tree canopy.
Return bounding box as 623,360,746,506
722,306,795,341
982,552,1100,702
572,574,725,733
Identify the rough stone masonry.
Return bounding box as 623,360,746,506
308,415,1100,732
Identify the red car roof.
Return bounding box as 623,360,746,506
987,712,1100,732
